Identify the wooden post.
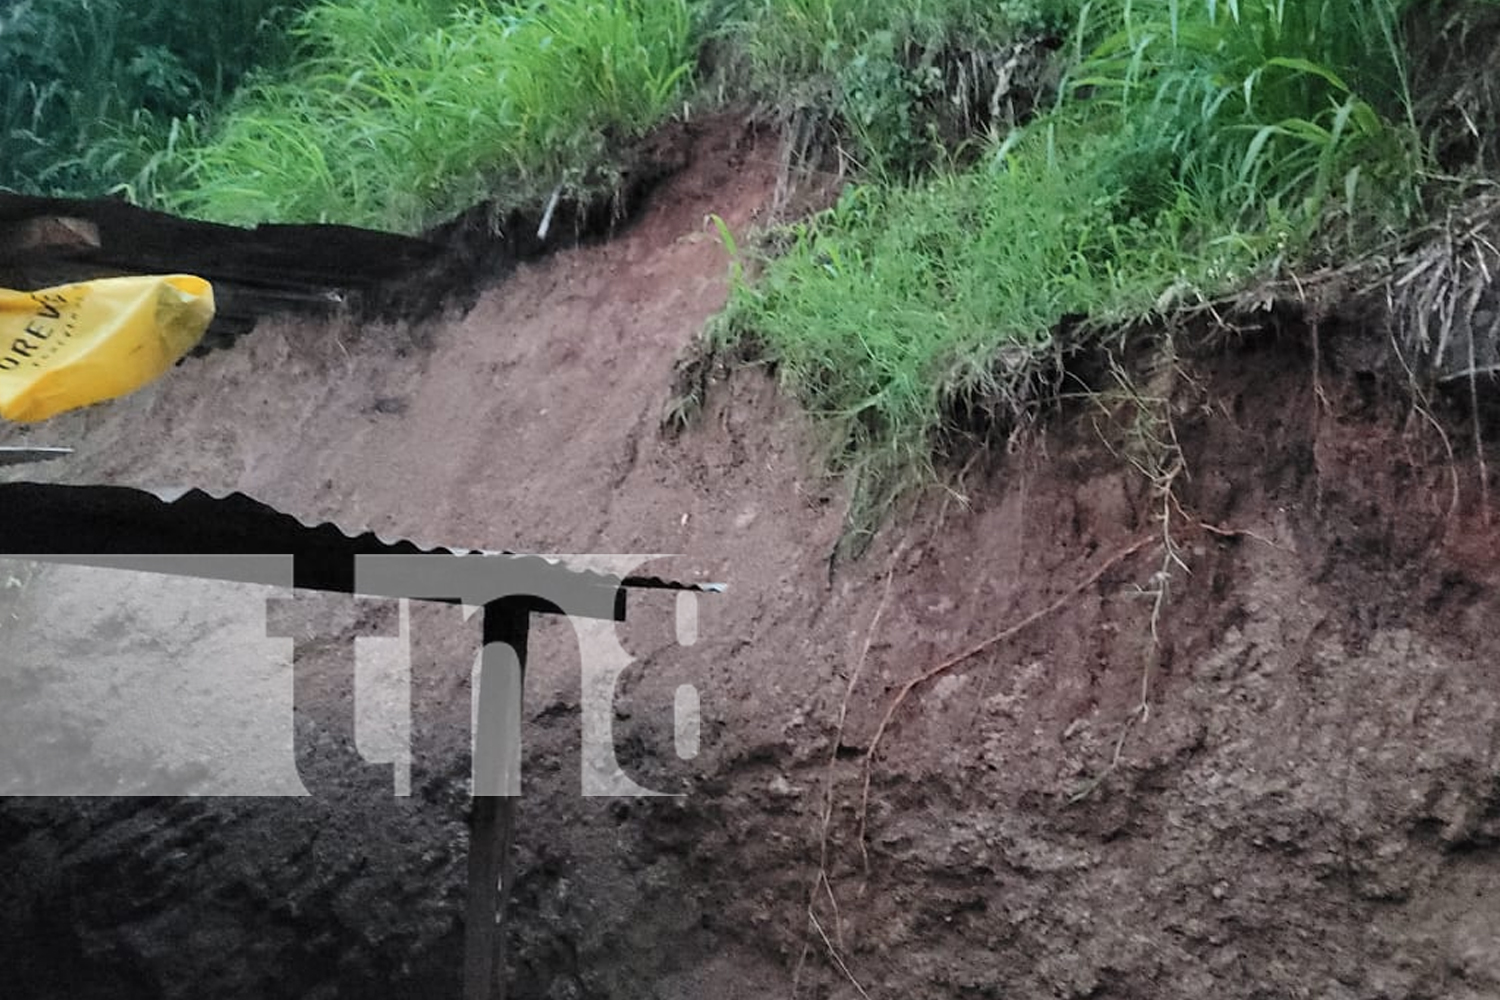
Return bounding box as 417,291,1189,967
463,599,528,1000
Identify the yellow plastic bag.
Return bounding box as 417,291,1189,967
0,274,215,423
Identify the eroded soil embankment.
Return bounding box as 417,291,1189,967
2,118,1500,999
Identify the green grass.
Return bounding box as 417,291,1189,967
3,0,1063,226
1061,0,1424,240
716,0,1437,540
717,0,1064,80
0,0,305,196
723,124,1257,531
119,0,1057,227
704,0,1072,178
138,0,695,231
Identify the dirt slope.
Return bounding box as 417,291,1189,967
3,119,1500,1000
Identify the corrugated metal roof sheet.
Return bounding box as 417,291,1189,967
0,482,722,619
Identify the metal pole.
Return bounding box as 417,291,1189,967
463,599,528,1000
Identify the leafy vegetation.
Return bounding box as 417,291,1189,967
2,0,1065,223
0,0,305,196
2,0,695,230
716,0,1457,536
704,0,1072,177
154,0,696,230
1063,0,1424,238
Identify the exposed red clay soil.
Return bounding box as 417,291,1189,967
4,117,1500,1000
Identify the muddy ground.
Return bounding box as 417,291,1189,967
3,119,1500,999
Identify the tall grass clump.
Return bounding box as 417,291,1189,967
724,0,1059,80
721,0,1432,535
155,0,696,232
705,0,1072,178
725,125,1242,537
0,0,305,196
1062,0,1425,244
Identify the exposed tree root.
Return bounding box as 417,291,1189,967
793,543,902,998
856,535,1155,867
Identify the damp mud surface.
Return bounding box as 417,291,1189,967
3,117,1500,1000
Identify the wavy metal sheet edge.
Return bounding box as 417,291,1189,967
0,482,725,599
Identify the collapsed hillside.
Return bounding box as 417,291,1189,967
1,118,1499,1000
